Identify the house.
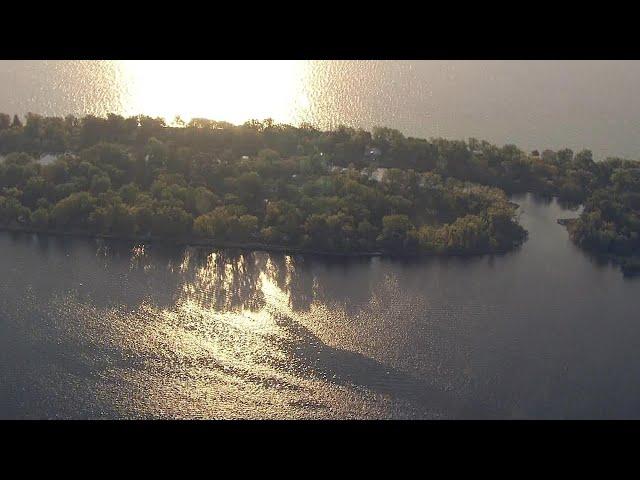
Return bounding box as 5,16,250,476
371,167,388,182
38,154,57,165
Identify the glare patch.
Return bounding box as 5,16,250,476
118,60,311,125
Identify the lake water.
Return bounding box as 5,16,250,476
3,60,640,159
2,194,639,419
2,60,640,419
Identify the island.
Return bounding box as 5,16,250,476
563,169,640,276
0,113,637,267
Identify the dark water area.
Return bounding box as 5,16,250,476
1,193,639,419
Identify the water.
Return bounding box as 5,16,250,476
3,60,640,159
2,60,640,419
1,194,639,419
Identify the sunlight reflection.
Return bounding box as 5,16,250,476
25,245,422,418
117,60,311,125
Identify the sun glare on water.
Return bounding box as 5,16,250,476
117,60,311,125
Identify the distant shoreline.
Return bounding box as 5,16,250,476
0,225,521,259
556,218,640,277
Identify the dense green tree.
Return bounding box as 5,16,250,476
30,207,50,229
50,191,97,229
0,114,10,130
0,113,552,256
90,174,111,195
151,204,192,237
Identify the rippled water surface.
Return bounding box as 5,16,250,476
1,194,639,419
3,60,640,418
3,60,640,158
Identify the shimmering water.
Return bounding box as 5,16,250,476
2,60,640,418
1,194,639,419
3,60,640,159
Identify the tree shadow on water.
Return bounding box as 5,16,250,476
269,314,497,419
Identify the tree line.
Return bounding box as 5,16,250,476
0,113,529,255
2,112,639,265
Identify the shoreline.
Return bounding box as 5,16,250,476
0,225,521,259
556,219,640,277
